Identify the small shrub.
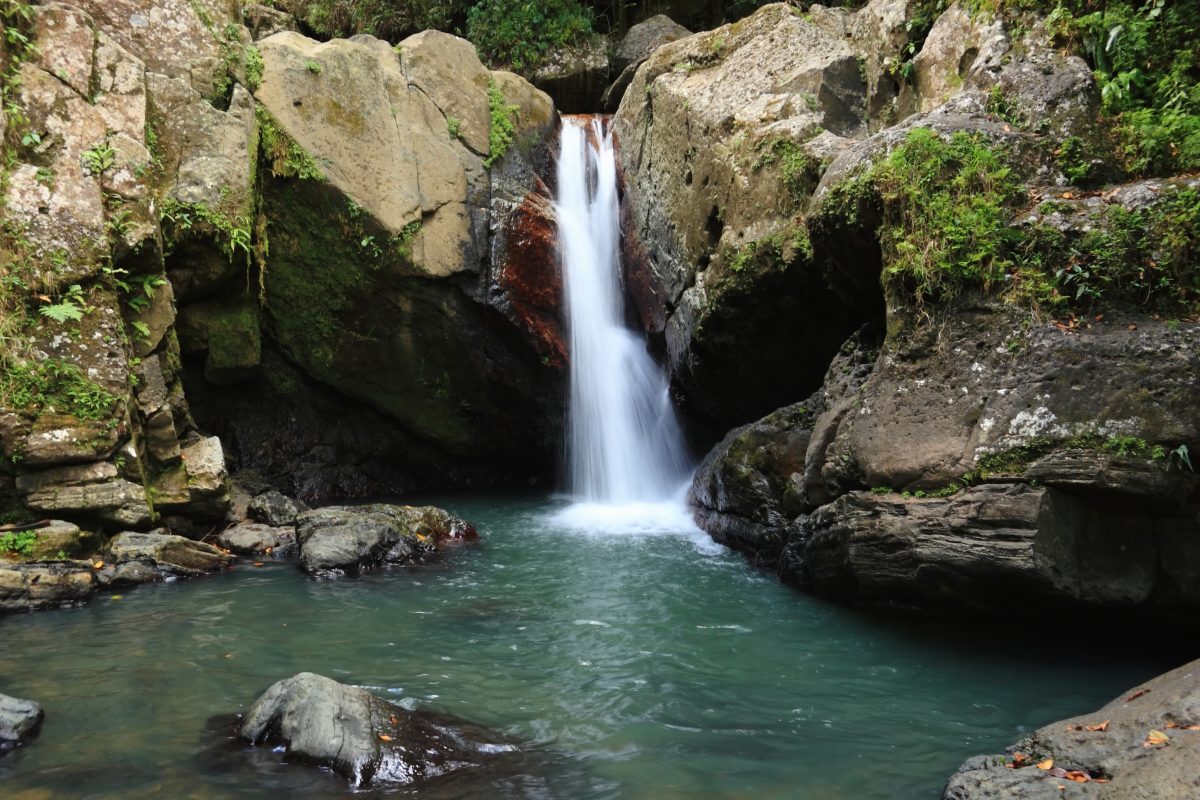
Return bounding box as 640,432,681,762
466,0,594,71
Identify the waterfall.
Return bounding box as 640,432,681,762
556,116,691,506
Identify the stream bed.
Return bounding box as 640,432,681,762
0,494,1172,798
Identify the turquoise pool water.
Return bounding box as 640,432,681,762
0,494,1172,798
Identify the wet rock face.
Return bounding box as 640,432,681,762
0,694,44,754
103,531,234,578
295,504,477,575
944,657,1200,799
0,562,98,613
215,522,296,558
238,672,518,788
247,490,308,527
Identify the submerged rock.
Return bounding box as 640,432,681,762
944,657,1200,799
295,504,477,575
0,693,44,754
238,672,516,788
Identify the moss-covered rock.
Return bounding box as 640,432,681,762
203,299,261,385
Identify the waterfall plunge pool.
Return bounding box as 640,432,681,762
0,493,1170,799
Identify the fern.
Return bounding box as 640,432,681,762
39,302,83,322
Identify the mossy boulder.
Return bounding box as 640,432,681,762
203,299,261,385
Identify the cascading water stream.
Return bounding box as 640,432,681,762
555,116,692,513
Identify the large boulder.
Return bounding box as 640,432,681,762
614,3,880,434
238,672,517,788
215,522,296,557
0,694,44,754
0,562,98,613
295,504,477,575
602,15,691,111
247,489,307,527
228,29,564,480
103,530,234,579
944,657,1200,799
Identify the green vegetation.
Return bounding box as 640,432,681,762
0,530,36,557
82,140,116,175
304,59,323,75
0,358,119,422
484,79,517,168
256,106,327,181
245,45,264,90
160,198,254,265
466,0,594,71
446,116,461,140
752,137,818,210
874,128,1023,303
840,127,1200,314
1048,0,1200,176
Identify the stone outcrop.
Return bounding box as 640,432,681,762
215,522,296,557
296,504,477,575
602,15,690,112
0,561,98,613
944,657,1200,799
0,694,44,754
247,489,307,527
103,530,234,578
2,0,565,528
691,309,1200,618
614,3,885,434
531,38,610,113
239,672,518,788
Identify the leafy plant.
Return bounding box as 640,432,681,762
39,284,90,323
304,59,323,75
483,79,518,168
82,140,116,174
466,0,594,71
0,530,37,557
446,116,461,140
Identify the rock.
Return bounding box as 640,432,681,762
944,657,1200,799
0,562,98,613
296,504,476,575
215,522,296,557
614,3,876,432
603,15,691,112
18,461,153,529
202,300,261,385
690,399,821,563
247,30,564,471
180,435,231,519
0,694,44,753
25,520,100,561
242,3,296,40
238,672,517,788
530,38,609,113
247,490,307,527
103,531,234,580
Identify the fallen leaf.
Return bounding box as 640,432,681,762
1165,721,1178,729
110,595,123,600
1094,778,1110,783
1144,729,1169,747
1128,323,1138,331
1084,720,1110,732
91,560,105,569
252,562,265,567
1185,724,1200,731
1047,767,1068,778
264,547,273,555
389,715,399,725
1064,771,1090,783
1062,192,1074,199
378,734,393,742
224,653,234,659
1037,759,1054,770
1126,688,1150,702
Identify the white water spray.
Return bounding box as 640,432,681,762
556,116,692,509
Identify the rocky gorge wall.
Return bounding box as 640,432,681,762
606,1,1200,622
1,0,570,537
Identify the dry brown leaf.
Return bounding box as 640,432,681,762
252,562,265,567
1144,729,1169,747
1185,725,1200,731
1084,720,1110,732
1094,778,1110,783
1165,721,1178,729
1062,192,1074,199
1128,323,1138,331
1064,771,1090,783
378,734,393,742
91,560,105,569
1126,688,1150,702
1037,759,1054,770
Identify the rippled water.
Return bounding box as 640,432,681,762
0,494,1173,799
